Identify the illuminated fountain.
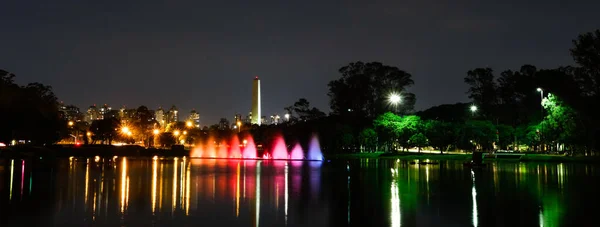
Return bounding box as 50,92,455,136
307,134,324,161
206,137,217,158
229,135,242,158
242,136,257,159
290,143,304,160
217,140,228,159
189,133,323,161
271,136,288,160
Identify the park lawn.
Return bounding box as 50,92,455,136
325,152,472,161
325,152,600,163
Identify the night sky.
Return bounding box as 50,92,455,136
2,1,599,125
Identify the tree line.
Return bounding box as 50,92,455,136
273,29,600,156
1,29,598,156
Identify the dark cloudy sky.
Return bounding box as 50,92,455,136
1,0,599,125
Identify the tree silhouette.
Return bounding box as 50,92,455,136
0,70,61,145
328,62,416,117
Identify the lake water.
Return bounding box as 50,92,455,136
0,157,599,226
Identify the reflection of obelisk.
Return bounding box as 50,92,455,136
251,77,261,125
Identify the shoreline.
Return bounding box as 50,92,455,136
2,146,600,164
324,152,600,164
0,145,189,159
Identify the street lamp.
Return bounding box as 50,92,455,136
470,105,477,112
68,121,74,126
186,121,193,128
537,88,544,152
121,126,130,134
153,129,160,135
173,130,180,136
236,121,241,132
183,130,187,135
470,105,477,117
537,88,544,104
284,113,290,122
388,93,401,113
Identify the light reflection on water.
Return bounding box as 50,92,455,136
0,158,599,226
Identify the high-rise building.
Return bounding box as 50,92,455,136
166,105,178,124
234,114,242,124
58,102,84,122
86,105,100,124
188,109,200,128
104,109,120,119
99,104,111,119
119,106,126,119
247,112,253,124
155,107,164,128
251,77,261,125
119,108,137,125
269,114,281,125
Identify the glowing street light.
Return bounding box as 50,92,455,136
121,127,130,134
186,121,193,128
173,130,180,136
388,93,401,105
388,93,401,113
127,131,132,136
470,105,478,112
284,113,290,121
236,121,241,132
86,132,91,136
153,129,160,135
537,88,545,152
68,121,74,126
183,131,187,135
537,88,544,104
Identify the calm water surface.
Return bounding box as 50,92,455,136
0,157,599,226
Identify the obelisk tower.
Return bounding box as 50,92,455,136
251,76,261,125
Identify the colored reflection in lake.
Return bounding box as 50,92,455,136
0,157,599,226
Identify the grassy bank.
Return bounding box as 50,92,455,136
325,152,472,161
519,154,600,163
325,152,600,163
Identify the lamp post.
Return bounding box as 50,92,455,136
236,121,241,133
537,88,544,152
68,121,78,144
